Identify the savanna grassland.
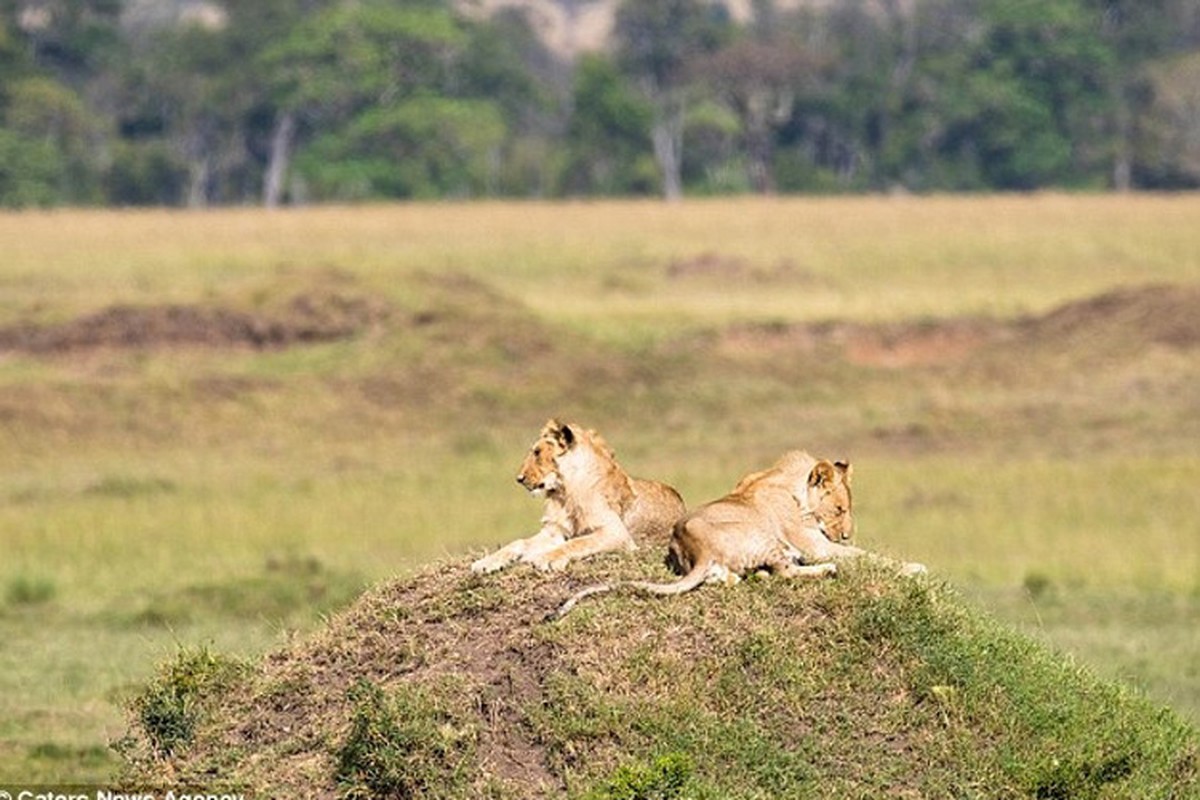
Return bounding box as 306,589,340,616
0,195,1198,783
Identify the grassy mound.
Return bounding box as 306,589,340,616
118,553,1198,798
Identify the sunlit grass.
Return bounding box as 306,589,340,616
6,446,1194,615
3,195,1199,333
0,196,1197,780
858,455,1200,590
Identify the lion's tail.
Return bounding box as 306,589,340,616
551,561,713,620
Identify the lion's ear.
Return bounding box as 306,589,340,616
808,460,837,488
834,460,853,486
549,421,575,449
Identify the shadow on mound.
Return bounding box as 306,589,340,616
118,553,1199,798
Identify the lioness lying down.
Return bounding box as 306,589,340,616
554,450,925,618
471,419,686,574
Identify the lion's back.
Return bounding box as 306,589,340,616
624,478,686,545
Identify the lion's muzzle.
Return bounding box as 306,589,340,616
517,474,548,496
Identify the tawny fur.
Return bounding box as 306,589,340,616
471,419,686,574
554,450,925,618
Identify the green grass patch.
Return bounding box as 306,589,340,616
582,752,704,800
24,742,114,775
336,678,477,800
4,574,56,608
128,646,246,758
125,555,366,628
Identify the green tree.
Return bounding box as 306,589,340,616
1084,0,1174,188
0,1,116,205
1084,0,1200,188
695,36,827,193
4,76,104,203
459,8,558,196
0,13,52,206
263,0,509,201
886,0,1114,190
1140,52,1200,186
297,98,505,199
0,129,61,207
222,0,341,206
614,0,732,200
117,22,248,206
16,0,122,84
561,54,656,195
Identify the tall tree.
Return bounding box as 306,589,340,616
264,0,511,200
120,22,245,206
16,0,122,86
696,37,826,193
0,3,113,205
222,0,339,207
879,0,1114,190
459,8,558,196
561,54,655,195
1084,0,1184,188
613,0,730,200
1141,52,1200,186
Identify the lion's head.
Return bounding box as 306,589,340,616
802,460,854,542
516,418,625,500
515,419,573,497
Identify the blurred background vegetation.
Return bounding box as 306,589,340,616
2,0,1200,207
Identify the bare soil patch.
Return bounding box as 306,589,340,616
666,252,824,284
719,283,1200,368
0,291,391,354
721,317,1004,368
123,562,582,797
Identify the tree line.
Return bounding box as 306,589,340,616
2,0,1199,207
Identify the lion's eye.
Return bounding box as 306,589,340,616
533,446,542,456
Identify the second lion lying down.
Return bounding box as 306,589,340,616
554,450,925,618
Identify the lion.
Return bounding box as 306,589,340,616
470,419,686,574
554,450,925,618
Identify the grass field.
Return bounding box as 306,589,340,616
0,195,1198,782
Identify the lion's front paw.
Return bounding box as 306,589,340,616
471,555,507,574
900,562,927,577
527,551,570,572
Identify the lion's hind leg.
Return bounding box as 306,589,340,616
772,544,837,580
707,563,742,587
776,561,838,580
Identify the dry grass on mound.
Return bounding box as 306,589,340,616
119,554,1199,799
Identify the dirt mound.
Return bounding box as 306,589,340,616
1021,283,1200,350
719,283,1199,368
118,556,1198,798
666,252,822,284
721,317,1005,368
0,291,390,354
